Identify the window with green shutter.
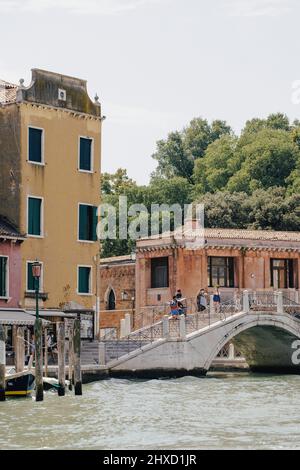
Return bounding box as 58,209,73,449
78,266,91,294
78,204,97,241
27,262,35,291
79,137,92,171
0,257,8,297
28,127,43,163
28,197,42,236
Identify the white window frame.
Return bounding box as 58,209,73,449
27,195,44,238
77,265,93,296
26,260,44,293
78,136,94,173
0,255,9,299
78,202,97,243
27,126,45,166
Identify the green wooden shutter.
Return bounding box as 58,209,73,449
79,138,92,171
29,128,42,163
78,267,90,294
28,198,41,236
92,206,97,241
0,257,7,297
27,263,35,291
79,204,88,240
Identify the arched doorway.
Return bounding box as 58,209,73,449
107,289,116,311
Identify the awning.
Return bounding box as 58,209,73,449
26,310,77,320
0,309,50,326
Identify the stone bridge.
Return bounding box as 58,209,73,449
98,291,300,378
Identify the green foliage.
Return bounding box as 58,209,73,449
195,188,300,231
193,135,238,194
226,129,300,193
247,188,300,231
101,112,300,257
151,118,232,182
195,191,251,229
152,131,194,182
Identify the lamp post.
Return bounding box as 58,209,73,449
32,260,43,401
32,261,41,320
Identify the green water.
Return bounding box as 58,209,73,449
1,373,300,450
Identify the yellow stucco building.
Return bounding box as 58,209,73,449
0,69,102,311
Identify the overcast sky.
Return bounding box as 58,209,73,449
1,0,300,183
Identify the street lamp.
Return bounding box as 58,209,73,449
32,260,42,320
31,260,43,401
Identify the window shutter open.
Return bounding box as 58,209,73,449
79,138,92,171
28,198,41,236
29,128,42,163
79,204,97,241
78,267,90,294
0,257,7,297
92,206,97,241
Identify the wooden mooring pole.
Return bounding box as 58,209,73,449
0,325,6,401
73,317,82,396
57,322,65,397
15,327,25,373
34,318,44,402
68,322,74,391
44,328,48,377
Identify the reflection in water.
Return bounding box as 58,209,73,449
0,373,300,450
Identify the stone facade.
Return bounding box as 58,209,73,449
99,255,136,337
135,227,300,312
0,69,102,311
0,216,25,308
99,227,300,330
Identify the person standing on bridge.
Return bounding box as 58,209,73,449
213,286,221,314
197,289,207,312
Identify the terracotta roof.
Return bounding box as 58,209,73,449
100,254,136,266
0,216,24,239
0,80,17,104
138,226,300,245
200,228,300,242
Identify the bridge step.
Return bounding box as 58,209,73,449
80,340,151,365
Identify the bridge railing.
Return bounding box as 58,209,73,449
282,295,300,320
248,291,278,310
101,291,300,365
134,297,198,330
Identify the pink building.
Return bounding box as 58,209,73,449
0,216,25,308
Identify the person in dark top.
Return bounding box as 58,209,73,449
175,289,183,300
213,286,221,313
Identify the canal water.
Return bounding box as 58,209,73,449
1,372,300,450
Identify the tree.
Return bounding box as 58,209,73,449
101,168,137,195
193,134,238,194
151,118,232,181
147,176,193,207
226,129,299,193
247,188,300,231
195,191,251,229
100,112,300,258
152,131,194,182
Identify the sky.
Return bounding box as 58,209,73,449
1,0,300,184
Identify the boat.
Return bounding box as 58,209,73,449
43,377,70,391
5,370,35,397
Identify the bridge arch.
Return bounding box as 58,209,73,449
203,314,300,373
